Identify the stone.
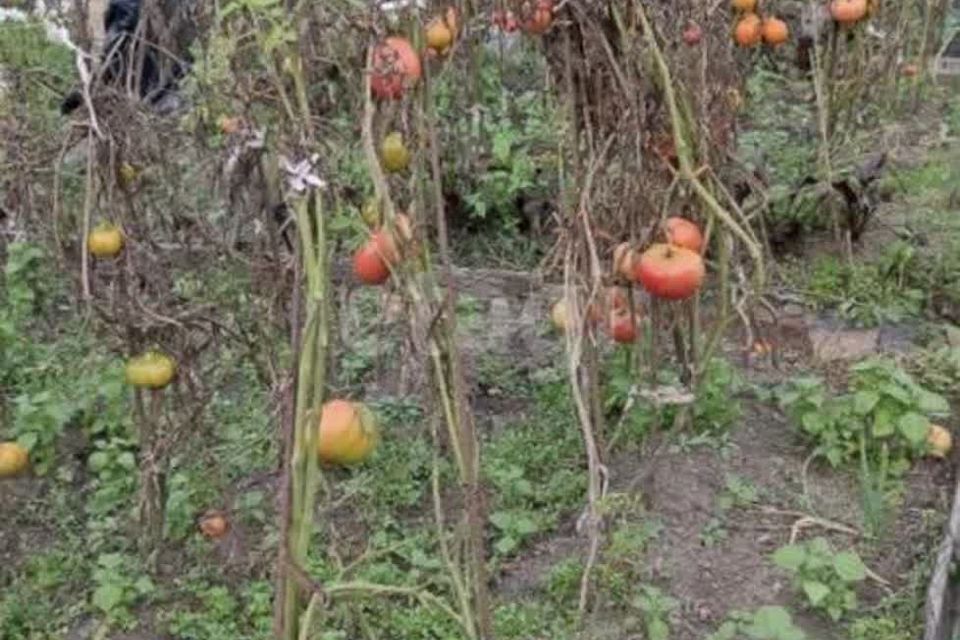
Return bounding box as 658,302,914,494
808,326,879,362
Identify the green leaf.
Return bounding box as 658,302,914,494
92,583,125,613
492,131,512,165
513,515,539,536
17,431,38,451
897,412,929,446
710,621,738,640
833,551,867,582
872,406,895,438
918,390,950,415
494,536,517,555
133,575,155,595
97,553,124,569
802,580,830,606
783,627,807,640
772,545,805,571
801,413,825,434
878,383,911,405
853,391,879,416
746,606,800,639
118,451,136,470
825,447,844,467
777,390,801,408
647,618,669,640
88,451,109,472
488,511,513,530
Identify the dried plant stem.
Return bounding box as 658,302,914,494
423,61,494,636
81,129,95,301
356,40,489,640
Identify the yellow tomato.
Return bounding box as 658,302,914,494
551,299,568,333
927,424,952,459
118,162,140,187
125,351,176,389
317,400,379,466
381,132,411,173
0,442,29,478
425,16,454,53
218,115,244,135
87,223,124,258
361,197,382,228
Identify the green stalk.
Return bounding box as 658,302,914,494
282,191,328,640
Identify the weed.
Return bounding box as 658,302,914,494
690,358,744,434
599,521,661,606
606,355,743,451
484,376,584,557
908,342,960,398
780,358,948,534
475,353,532,397
545,557,585,605
90,552,155,628
633,585,678,640
778,358,949,469
800,252,925,327
164,580,273,639
772,537,867,622
718,474,761,510
700,517,729,548
708,606,807,640
847,547,931,640
494,601,573,639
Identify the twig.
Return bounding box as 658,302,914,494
81,128,95,302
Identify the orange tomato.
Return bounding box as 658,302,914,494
0,442,29,478
664,217,703,253
762,17,789,46
317,400,378,466
734,14,763,47
199,511,229,539
830,0,868,24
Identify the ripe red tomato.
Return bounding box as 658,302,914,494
371,37,422,100
664,217,704,253
353,242,390,285
634,243,705,301
682,23,703,46
492,9,519,32
520,0,553,34
608,310,638,344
